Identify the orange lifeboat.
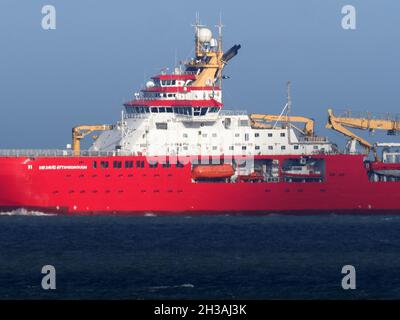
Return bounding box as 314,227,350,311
192,164,235,179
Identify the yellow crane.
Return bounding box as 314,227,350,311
72,125,113,156
326,108,400,160
249,114,315,136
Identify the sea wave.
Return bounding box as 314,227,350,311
0,208,56,216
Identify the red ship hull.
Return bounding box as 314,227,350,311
1,154,400,215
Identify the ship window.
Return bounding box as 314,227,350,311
209,107,219,113
125,161,134,168
268,133,273,137
255,133,260,137
183,146,188,150
162,161,171,168
212,133,217,137
156,122,168,130
202,133,207,138
268,146,273,150
255,146,260,150
144,107,150,113
281,146,286,150
151,107,158,113
240,120,249,127
235,133,240,137
149,161,158,168
280,132,286,137
229,146,234,150
313,146,319,149
176,162,184,168
159,107,166,113
113,161,122,169
136,160,145,168
242,146,247,150
183,133,188,138
166,108,173,113
193,107,201,116
245,133,249,141
212,146,217,150
93,161,97,169
294,145,299,150
201,107,208,116
100,161,109,169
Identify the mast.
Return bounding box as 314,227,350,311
216,14,224,88
287,81,292,142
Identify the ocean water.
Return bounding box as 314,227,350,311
1,211,400,299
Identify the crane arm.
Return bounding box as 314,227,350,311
249,114,314,136
326,109,372,153
72,125,113,156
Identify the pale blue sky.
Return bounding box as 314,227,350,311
0,0,399,148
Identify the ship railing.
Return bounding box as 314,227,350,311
174,113,220,122
0,149,137,157
298,136,329,143
220,110,248,116
336,109,400,122
124,113,150,119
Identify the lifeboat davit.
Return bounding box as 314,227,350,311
192,164,234,179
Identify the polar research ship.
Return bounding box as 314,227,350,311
1,20,400,215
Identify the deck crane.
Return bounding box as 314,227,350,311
72,125,113,156
326,108,400,161
250,114,315,136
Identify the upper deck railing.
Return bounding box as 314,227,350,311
0,149,134,157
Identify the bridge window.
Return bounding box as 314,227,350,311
166,108,173,113
151,107,158,113
209,107,219,113
159,107,166,113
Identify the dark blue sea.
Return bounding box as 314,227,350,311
1,211,400,299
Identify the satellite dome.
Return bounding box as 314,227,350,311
198,28,212,43
146,80,155,88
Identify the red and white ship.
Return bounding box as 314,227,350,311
1,21,400,215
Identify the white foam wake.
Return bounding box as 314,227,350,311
0,208,56,216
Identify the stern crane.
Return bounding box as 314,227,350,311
326,108,400,160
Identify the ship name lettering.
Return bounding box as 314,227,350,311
38,165,88,170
